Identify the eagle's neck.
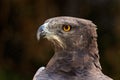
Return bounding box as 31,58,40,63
46,45,101,74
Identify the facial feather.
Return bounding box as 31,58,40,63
45,33,66,49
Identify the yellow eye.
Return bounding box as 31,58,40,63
62,25,71,32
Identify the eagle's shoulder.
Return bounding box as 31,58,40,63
33,67,51,80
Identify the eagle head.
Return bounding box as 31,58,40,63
37,17,97,51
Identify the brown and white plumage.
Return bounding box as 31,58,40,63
33,17,113,80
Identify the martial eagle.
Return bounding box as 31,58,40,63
33,17,113,80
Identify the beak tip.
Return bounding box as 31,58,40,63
37,31,40,40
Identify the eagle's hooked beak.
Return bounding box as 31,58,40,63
37,23,49,40
37,22,65,48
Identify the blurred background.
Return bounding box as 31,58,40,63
0,0,120,80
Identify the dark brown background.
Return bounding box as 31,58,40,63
0,0,120,80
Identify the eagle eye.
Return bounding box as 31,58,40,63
62,25,71,32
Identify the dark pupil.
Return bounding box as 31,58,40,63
65,25,68,29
